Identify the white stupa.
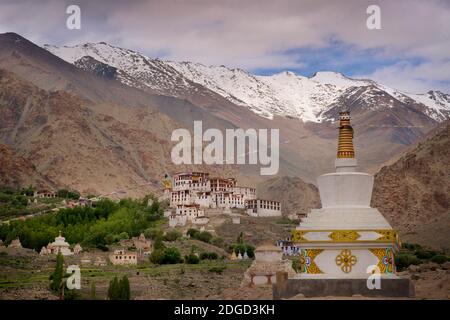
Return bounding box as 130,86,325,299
273,110,414,298
292,110,399,279
46,231,73,256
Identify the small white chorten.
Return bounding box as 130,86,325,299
47,231,73,256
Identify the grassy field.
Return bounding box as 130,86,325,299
0,252,252,299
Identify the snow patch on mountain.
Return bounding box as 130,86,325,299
44,42,450,123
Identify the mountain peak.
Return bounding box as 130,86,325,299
43,41,450,123
310,71,372,88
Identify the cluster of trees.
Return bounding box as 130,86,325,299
0,186,32,218
185,250,219,264
199,251,219,260
186,228,225,248
187,228,213,243
56,189,80,200
150,246,183,264
0,197,164,251
149,235,183,264
107,276,131,300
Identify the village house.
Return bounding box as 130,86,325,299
245,199,281,217
169,173,257,209
169,204,209,227
169,212,188,227
34,190,57,198
109,249,137,265
119,233,152,255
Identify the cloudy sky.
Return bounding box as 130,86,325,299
1,0,449,93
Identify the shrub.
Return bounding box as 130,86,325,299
200,252,218,260
184,253,200,264
57,189,69,198
163,247,182,264
211,236,224,248
402,243,422,251
64,289,81,300
144,228,164,240
186,228,212,243
233,243,255,258
67,191,80,200
292,259,301,273
149,249,165,264
57,189,80,200
197,231,212,243
118,232,129,240
431,255,448,264
153,236,166,250
164,230,182,242
11,195,28,208
208,266,226,274
415,249,435,260
187,228,200,238
395,253,420,271
96,243,109,252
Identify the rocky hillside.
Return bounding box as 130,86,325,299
1,32,449,201
372,120,450,249
0,143,49,189
0,68,237,197
257,176,320,215
42,36,449,180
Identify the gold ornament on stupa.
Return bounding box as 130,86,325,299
337,109,355,158
161,173,172,190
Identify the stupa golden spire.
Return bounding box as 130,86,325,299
337,109,355,158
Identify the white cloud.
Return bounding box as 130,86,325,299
0,0,449,93
355,60,450,93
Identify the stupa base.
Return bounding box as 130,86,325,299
273,273,414,299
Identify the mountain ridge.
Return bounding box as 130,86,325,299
44,40,450,123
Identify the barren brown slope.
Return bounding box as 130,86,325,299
0,68,238,197
257,176,320,216
0,143,50,190
372,120,450,249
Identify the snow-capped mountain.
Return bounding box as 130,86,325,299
44,42,450,123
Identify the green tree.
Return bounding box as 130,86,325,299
187,228,199,238
49,252,64,295
57,189,69,198
21,186,35,197
153,235,165,250
163,247,182,264
107,276,120,300
198,231,212,243
431,254,447,264
90,281,96,300
185,253,200,264
119,275,131,300
237,231,244,244
149,249,165,264
164,230,181,242
67,191,80,200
